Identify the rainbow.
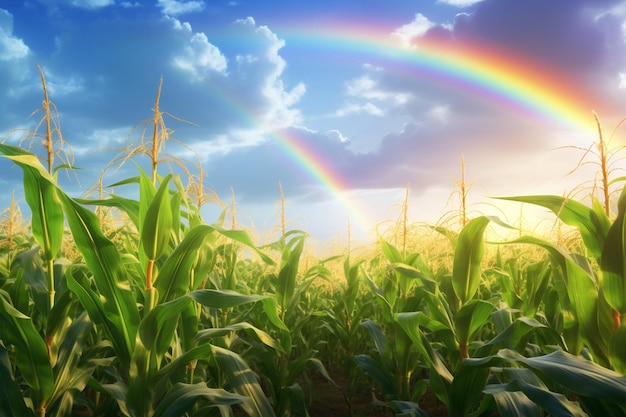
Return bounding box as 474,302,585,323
213,25,602,237
269,127,372,235
279,25,601,132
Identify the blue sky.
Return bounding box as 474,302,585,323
2,0,626,244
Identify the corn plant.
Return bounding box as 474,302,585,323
242,230,336,417
0,108,284,417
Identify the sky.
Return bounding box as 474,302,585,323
1,0,626,245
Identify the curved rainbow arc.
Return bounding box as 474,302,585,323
278,25,599,133
207,25,602,238
270,128,372,235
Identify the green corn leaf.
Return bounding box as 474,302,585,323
107,176,141,188
155,224,213,302
484,368,548,417
141,174,173,261
212,345,277,417
452,216,490,305
276,232,306,312
212,227,274,265
380,238,404,263
609,322,626,374
508,236,611,363
179,302,198,353
600,186,626,313
0,146,63,262
138,170,157,229
127,342,151,417
354,354,398,400
261,297,289,331
195,322,283,352
152,382,245,417
48,312,96,410
188,289,271,309
139,296,192,355
0,343,34,417
497,195,610,259
361,320,391,363
395,312,454,385
75,195,141,229
59,193,140,367
448,363,490,417
454,299,496,347
13,247,50,315
485,388,542,417
504,379,588,417
498,349,626,405
524,260,552,318
477,316,556,357
0,293,54,410
156,343,213,383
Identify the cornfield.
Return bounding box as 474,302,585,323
2,74,626,417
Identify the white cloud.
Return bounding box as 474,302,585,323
346,75,411,105
436,0,485,6
193,128,267,157
327,129,350,143
335,102,384,117
158,0,204,16
233,17,306,128
165,15,192,32
392,13,435,46
619,72,626,89
63,0,114,8
0,9,29,61
172,32,228,79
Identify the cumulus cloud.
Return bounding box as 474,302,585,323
172,32,228,79
346,75,411,105
158,0,204,16
232,17,306,128
0,9,29,61
392,13,435,46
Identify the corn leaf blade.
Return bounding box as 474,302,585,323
452,216,490,305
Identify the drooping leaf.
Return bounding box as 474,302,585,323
152,382,245,417
354,354,398,400
212,346,277,417
498,349,626,406
0,146,64,262
189,289,271,309
497,194,610,259
195,322,283,352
